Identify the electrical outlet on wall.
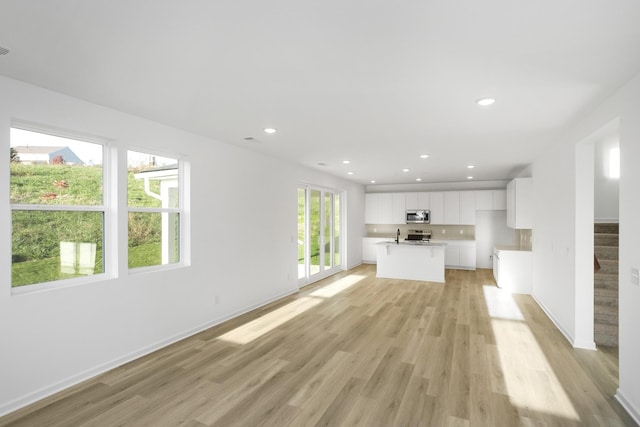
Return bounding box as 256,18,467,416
632,267,639,286
442,229,446,234
459,229,464,235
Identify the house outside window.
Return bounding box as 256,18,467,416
127,150,182,269
9,126,106,289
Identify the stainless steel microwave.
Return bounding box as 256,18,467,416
406,210,430,224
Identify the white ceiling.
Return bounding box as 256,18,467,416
1,1,640,185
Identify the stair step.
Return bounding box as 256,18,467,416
594,246,619,261
594,223,619,234
594,323,618,346
595,294,618,308
597,259,619,274
594,233,619,247
594,272,618,289
595,311,618,325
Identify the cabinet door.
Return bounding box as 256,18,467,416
514,179,532,228
362,239,377,262
444,192,460,224
445,246,460,267
405,192,418,210
377,193,393,224
459,191,476,225
392,193,406,224
475,190,492,210
492,190,507,210
506,181,516,228
418,192,430,210
365,193,378,224
460,246,476,269
429,192,444,224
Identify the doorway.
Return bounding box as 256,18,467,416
298,184,343,286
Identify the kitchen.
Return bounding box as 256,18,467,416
363,179,533,291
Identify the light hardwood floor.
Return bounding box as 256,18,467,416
1,265,636,426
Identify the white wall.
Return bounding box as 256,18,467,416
531,71,640,422
0,75,364,415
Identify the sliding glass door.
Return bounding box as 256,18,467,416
298,184,343,285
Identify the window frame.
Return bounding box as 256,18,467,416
126,149,187,274
9,122,114,295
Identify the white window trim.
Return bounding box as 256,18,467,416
9,124,114,295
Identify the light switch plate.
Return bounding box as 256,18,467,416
632,267,640,286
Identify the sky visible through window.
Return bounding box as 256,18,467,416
10,128,175,167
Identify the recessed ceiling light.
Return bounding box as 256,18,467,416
467,165,475,169
402,168,410,172
264,128,277,134
416,178,422,182
342,160,351,164
420,154,429,159
347,171,354,175
370,180,376,184
476,98,495,106
467,176,474,180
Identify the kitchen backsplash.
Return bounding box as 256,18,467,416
516,229,533,250
366,224,476,239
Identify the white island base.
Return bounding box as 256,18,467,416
376,242,446,283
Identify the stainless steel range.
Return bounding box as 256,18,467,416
405,229,432,242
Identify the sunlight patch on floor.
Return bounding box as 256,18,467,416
309,274,365,298
482,285,524,321
219,274,365,345
486,288,580,421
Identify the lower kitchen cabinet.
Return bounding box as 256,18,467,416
432,239,476,270
493,246,532,293
362,237,389,263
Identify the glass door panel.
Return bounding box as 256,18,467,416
324,193,332,268
309,189,321,276
334,194,341,267
297,187,306,280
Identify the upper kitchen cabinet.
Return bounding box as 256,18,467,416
406,192,429,210
444,192,460,224
429,192,445,224
365,192,405,224
365,193,378,224
459,191,476,224
475,190,507,210
506,178,532,229
391,193,407,224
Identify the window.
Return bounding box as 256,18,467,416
10,127,105,288
127,150,182,269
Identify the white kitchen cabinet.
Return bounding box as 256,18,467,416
493,246,532,293
365,193,378,224
444,192,460,224
363,237,389,263
475,190,507,211
418,192,430,210
391,193,406,224
429,192,445,224
431,239,476,270
377,193,393,224
506,178,532,229
493,190,507,210
459,191,476,224
405,192,418,210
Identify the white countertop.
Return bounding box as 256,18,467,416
377,241,447,247
495,245,532,252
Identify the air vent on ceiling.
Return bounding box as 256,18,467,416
0,46,10,56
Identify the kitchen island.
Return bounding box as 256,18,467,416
376,241,446,283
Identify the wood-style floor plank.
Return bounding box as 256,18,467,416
0,265,636,427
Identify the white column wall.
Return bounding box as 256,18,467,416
0,75,364,415
531,71,640,422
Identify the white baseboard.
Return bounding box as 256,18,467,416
594,218,619,224
616,389,640,425
531,294,596,350
0,287,299,418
